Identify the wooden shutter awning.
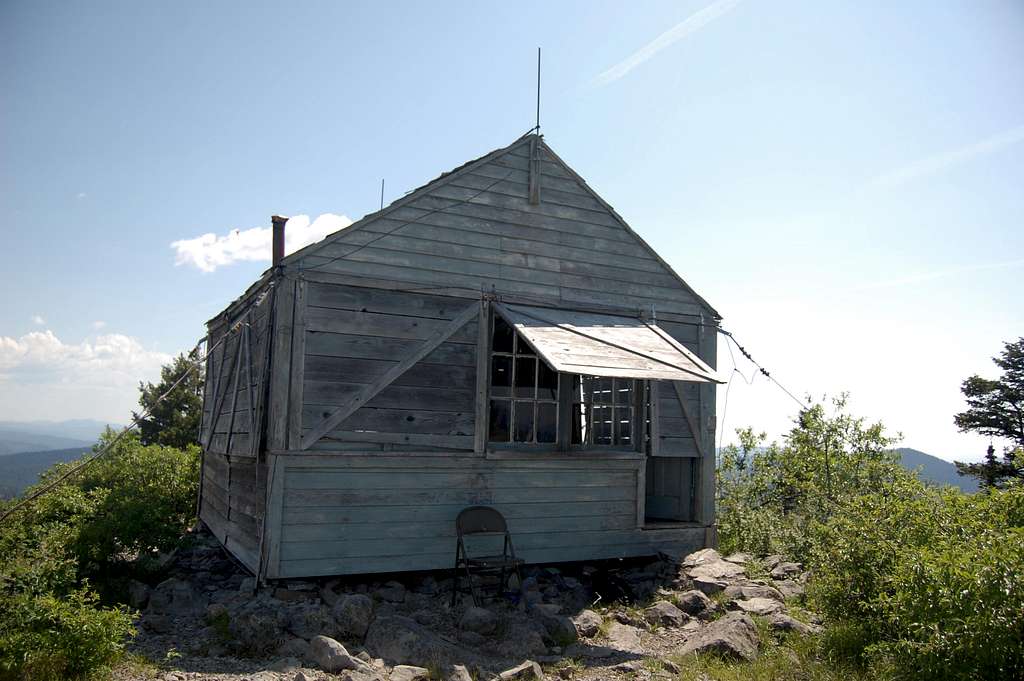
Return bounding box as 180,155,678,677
493,303,722,384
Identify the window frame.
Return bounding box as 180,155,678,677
484,308,646,455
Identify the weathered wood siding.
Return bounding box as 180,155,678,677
200,452,265,572
301,283,479,452
199,284,274,574
266,454,705,579
294,140,706,319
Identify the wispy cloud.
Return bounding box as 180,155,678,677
31,315,45,326
592,0,742,87
92,321,107,330
171,213,353,273
840,258,1024,294
76,192,87,199
870,124,1024,189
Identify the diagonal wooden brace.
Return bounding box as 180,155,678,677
299,302,480,450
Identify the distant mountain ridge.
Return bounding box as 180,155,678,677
0,419,120,444
896,447,978,493
0,447,92,499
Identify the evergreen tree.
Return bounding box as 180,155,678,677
134,351,204,449
954,337,1024,488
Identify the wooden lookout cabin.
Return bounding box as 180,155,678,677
198,133,723,582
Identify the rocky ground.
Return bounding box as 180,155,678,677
119,530,821,681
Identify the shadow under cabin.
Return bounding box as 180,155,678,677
197,132,724,583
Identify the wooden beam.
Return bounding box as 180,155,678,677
267,279,296,452
300,302,479,450
528,136,541,205
203,328,241,451
474,298,491,454
287,279,307,450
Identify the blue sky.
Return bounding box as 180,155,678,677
2,1,1021,461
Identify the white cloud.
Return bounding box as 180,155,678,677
31,315,45,326
171,213,353,272
92,320,107,330
592,0,742,87
870,124,1024,189
0,330,172,422
76,192,87,199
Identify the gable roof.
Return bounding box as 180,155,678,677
282,133,719,318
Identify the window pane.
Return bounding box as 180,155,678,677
514,357,536,398
489,399,511,442
615,380,634,405
537,361,558,400
492,316,514,353
593,378,614,404
515,334,535,356
513,401,534,442
616,407,633,445
537,402,557,443
491,356,512,397
593,405,613,444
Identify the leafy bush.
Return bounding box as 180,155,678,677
812,482,1024,679
25,430,200,576
717,395,1024,679
0,432,199,679
0,589,135,681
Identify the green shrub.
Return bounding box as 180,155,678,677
0,589,135,681
0,432,199,679
22,431,200,576
718,396,1024,679
811,483,1024,679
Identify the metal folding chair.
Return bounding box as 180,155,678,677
450,506,523,607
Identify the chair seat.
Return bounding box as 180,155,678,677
465,555,524,568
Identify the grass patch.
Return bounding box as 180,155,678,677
669,631,875,681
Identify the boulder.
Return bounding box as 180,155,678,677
447,665,473,681
496,620,547,659
733,597,784,616
675,589,714,616
770,562,802,580
573,610,602,638
774,579,805,599
309,635,364,673
128,579,151,609
768,613,823,636
230,600,289,655
497,661,544,680
288,603,334,640
723,582,785,602
292,673,316,681
681,548,723,568
762,554,786,570
391,665,430,681
723,552,754,564
364,615,464,667
278,637,312,660
333,594,375,638
147,578,208,619
459,606,497,636
643,601,686,627
374,581,406,603
531,605,577,645
679,611,759,662
605,622,643,654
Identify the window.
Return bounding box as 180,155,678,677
487,313,646,450
570,376,637,446
488,315,559,444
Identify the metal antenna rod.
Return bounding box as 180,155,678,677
535,47,541,132
380,178,384,210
